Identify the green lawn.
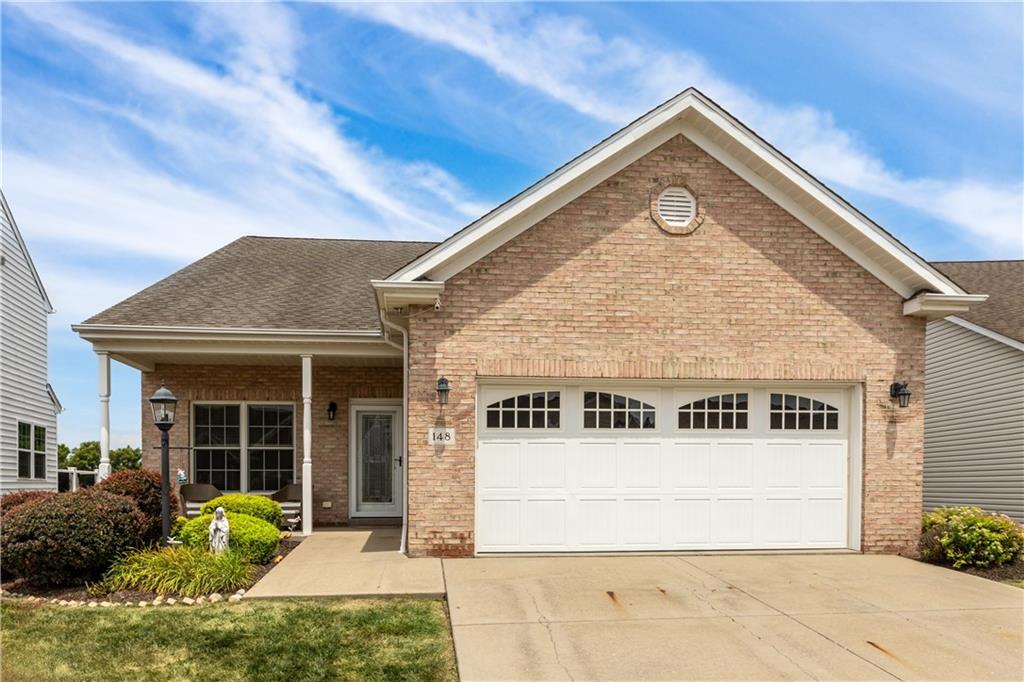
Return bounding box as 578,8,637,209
0,598,457,682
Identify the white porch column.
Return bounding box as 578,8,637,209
97,352,111,480
301,354,313,535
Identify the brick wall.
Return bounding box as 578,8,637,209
140,364,401,525
406,134,926,557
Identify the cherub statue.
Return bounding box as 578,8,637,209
209,506,229,554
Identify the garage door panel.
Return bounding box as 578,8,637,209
525,441,566,490
620,498,661,547
477,442,520,491
803,442,846,489
477,499,520,549
712,442,754,489
712,498,754,544
760,498,802,543
673,497,711,545
524,499,567,547
805,498,845,545
619,442,662,489
668,442,711,489
576,441,617,489
577,498,617,548
762,442,803,489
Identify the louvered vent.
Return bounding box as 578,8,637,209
657,187,696,227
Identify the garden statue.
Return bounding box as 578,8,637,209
209,506,229,554
176,468,188,485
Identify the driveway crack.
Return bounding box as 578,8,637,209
525,586,574,681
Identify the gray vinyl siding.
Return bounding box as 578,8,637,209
924,319,1024,522
0,200,58,492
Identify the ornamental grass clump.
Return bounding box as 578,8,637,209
201,493,283,526
102,546,256,598
921,506,1024,569
179,511,280,564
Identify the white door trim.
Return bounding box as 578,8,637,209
349,400,404,518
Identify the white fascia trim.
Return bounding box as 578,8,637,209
46,383,63,414
946,316,1024,352
371,280,445,310
72,323,383,341
1,190,54,313
902,293,989,318
387,88,964,299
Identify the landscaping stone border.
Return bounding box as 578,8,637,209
0,587,247,607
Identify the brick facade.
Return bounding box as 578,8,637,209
141,364,401,525
406,134,925,557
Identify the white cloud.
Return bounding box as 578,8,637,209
340,3,1023,256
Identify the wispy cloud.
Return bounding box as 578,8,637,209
341,3,1023,255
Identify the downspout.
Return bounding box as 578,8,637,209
380,310,409,555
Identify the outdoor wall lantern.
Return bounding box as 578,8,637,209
327,401,338,421
889,382,912,409
436,376,451,405
148,382,178,546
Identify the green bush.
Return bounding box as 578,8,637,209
178,512,280,564
97,469,180,542
201,494,283,526
0,490,57,520
0,490,146,585
921,506,1024,569
102,546,256,598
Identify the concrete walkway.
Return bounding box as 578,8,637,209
245,528,444,598
445,554,1024,681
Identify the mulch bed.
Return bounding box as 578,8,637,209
1,535,304,604
960,559,1024,583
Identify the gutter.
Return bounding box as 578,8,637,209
380,310,410,556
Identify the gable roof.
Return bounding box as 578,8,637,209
82,237,436,331
386,88,967,302
1,190,53,313
932,261,1023,344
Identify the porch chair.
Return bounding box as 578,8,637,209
178,483,222,519
271,483,302,531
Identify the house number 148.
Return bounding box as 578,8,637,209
428,428,455,445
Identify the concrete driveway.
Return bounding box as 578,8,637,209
444,554,1023,681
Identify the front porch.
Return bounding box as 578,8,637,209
76,326,409,538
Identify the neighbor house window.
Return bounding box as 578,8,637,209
17,422,46,479
193,403,294,493
583,392,656,429
678,393,748,429
485,392,560,429
769,394,839,430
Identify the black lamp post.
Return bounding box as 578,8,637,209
889,382,912,409
149,382,178,545
436,376,450,405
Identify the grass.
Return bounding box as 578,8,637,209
0,598,457,682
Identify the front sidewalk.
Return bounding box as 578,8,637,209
245,528,445,599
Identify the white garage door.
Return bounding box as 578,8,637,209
476,384,852,553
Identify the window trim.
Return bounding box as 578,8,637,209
17,421,48,480
768,392,841,432
481,388,565,433
581,390,657,430
675,391,751,432
191,400,297,494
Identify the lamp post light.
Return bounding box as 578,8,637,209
149,382,178,545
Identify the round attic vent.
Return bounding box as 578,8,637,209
656,186,697,228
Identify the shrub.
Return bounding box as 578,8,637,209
0,490,57,520
178,512,280,564
921,506,1024,569
102,546,256,598
97,469,179,543
200,494,283,526
0,490,146,585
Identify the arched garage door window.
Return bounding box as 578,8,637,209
485,391,561,429
583,392,656,429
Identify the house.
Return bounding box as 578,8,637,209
73,89,986,557
924,260,1023,522
1,191,62,493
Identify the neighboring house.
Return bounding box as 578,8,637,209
74,89,985,557
924,260,1023,522
1,191,61,493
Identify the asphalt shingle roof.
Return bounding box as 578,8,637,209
83,237,437,331
931,260,1024,343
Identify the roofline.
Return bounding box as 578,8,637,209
945,316,1024,352
46,383,64,414
386,87,967,299
72,323,384,340
902,293,989,318
1,190,53,313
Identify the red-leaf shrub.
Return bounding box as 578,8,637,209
97,469,179,543
0,490,57,520
0,490,146,585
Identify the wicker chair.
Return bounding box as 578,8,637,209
271,483,302,530
178,483,222,519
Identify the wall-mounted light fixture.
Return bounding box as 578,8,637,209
889,382,912,409
436,376,450,405
327,401,338,421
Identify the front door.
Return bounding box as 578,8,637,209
352,405,403,517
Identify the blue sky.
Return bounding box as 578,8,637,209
3,2,1022,448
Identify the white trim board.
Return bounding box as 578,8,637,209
386,88,967,305
946,316,1024,352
